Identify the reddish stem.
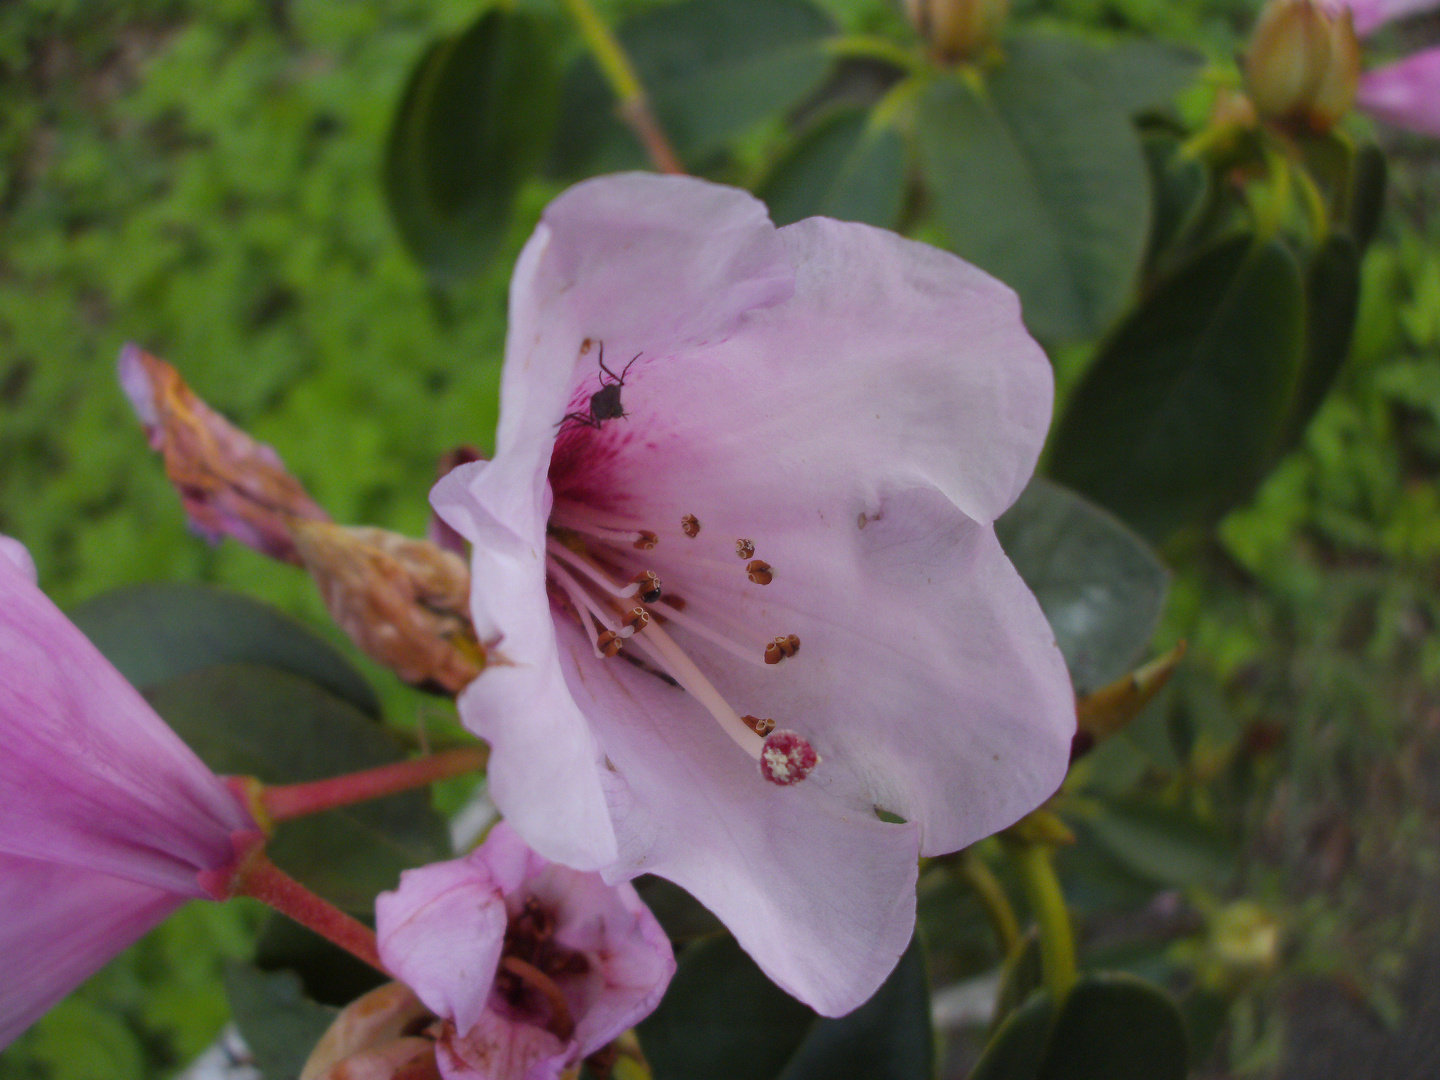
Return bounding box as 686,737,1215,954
235,853,386,974
619,99,686,175
261,746,488,823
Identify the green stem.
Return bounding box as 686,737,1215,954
959,851,1022,956
824,33,927,75
1013,843,1077,1001
557,0,684,173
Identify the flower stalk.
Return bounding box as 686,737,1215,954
233,852,386,974
1012,842,1077,1001
258,746,490,824
958,850,1021,956
556,0,685,174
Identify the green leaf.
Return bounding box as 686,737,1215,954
1139,124,1210,280
915,33,1152,342
970,991,1056,1080
222,964,336,1080
1047,236,1306,543
1083,798,1234,888
758,106,906,228
253,915,387,1008
638,934,814,1080
384,7,559,281
145,662,449,910
551,0,836,177
1073,39,1203,116
635,876,726,943
1036,974,1187,1080
1280,234,1360,448
67,583,379,718
777,937,933,1080
990,932,1045,1032
1345,144,1386,253
996,478,1169,695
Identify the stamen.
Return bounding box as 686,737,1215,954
653,595,773,667
746,559,773,585
634,530,659,550
681,514,701,538
546,538,642,599
547,561,623,659
735,538,755,559
499,956,576,1041
742,714,776,736
622,606,650,633
623,617,764,760
763,634,801,665
631,569,662,604
759,730,820,786
596,629,622,657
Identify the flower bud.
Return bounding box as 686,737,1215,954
904,0,1011,62
1243,0,1361,132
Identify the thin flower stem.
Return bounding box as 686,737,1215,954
556,0,685,174
823,33,928,75
958,851,1022,956
1012,843,1077,1001
260,746,489,823
234,853,386,974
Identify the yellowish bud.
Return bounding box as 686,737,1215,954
904,0,1011,62
1243,0,1361,132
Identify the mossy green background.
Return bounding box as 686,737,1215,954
2,0,1439,1076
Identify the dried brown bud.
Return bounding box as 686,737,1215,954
118,343,329,563
300,982,440,1080
292,520,484,695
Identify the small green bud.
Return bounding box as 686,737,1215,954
1243,0,1361,132
904,0,1011,63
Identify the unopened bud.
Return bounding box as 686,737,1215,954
1243,0,1360,132
904,0,1011,62
300,982,440,1080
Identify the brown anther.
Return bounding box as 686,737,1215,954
580,337,594,354
634,530,659,550
735,538,755,559
742,714,776,737
765,634,800,664
596,629,622,657
631,570,662,604
746,559,773,585
623,607,650,632
681,514,701,538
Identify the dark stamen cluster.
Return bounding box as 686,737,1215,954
493,896,592,1040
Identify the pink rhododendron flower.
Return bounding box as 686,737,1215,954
432,174,1074,1014
1347,0,1440,135
375,822,674,1080
0,539,257,1048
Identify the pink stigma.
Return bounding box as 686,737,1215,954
759,730,819,786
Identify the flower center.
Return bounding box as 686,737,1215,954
494,896,591,1041
545,499,819,785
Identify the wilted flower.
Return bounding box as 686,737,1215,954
0,539,257,1048
432,174,1074,1014
375,823,674,1080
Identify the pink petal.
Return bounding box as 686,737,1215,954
0,853,183,1048
1358,47,1440,136
0,556,252,894
375,856,508,1035
1343,0,1437,36
0,535,36,582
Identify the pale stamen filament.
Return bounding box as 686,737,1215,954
547,562,621,658
546,537,642,599
622,618,764,760
549,503,650,538
652,597,771,668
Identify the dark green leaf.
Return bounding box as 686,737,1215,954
1139,125,1210,280
1083,798,1234,888
639,934,814,1080
552,0,836,177
223,964,336,1080
1280,234,1360,448
1037,974,1187,1080
1345,144,1386,253
253,915,387,1008
758,106,906,228
146,662,449,910
990,932,1044,1033
777,936,932,1080
384,8,559,281
1048,236,1306,543
916,34,1152,341
1074,39,1203,115
996,478,1168,695
969,991,1055,1080
68,583,379,717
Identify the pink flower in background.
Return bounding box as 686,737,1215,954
433,174,1074,1014
0,539,257,1048
1348,0,1440,135
375,823,674,1080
